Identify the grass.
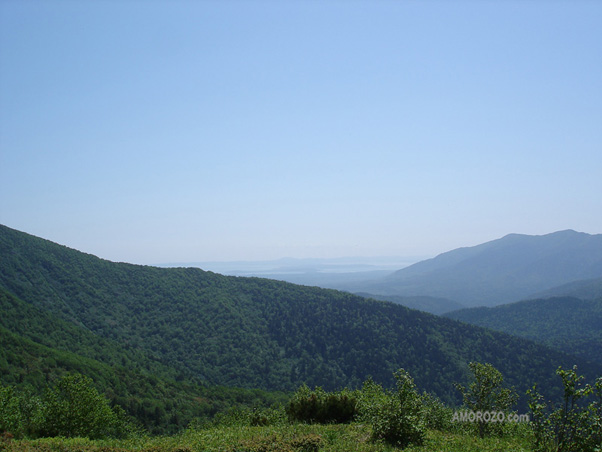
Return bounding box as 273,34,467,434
1,424,535,452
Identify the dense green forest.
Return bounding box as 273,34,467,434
446,297,602,365
0,289,287,434
1,224,601,437
355,292,464,315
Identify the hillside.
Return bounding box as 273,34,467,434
341,230,602,307
528,276,602,300
355,293,465,315
445,296,602,365
1,224,600,411
0,288,286,433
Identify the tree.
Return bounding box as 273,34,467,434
0,384,43,438
357,369,426,447
528,366,601,452
455,362,517,438
41,373,128,439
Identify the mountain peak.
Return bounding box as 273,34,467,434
351,230,602,307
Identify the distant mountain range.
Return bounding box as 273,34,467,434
529,276,602,301
161,256,415,291
1,223,598,427
340,230,602,310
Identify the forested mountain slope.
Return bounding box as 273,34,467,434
354,293,465,315
445,296,602,365
0,288,286,433
1,224,599,409
341,230,602,307
529,276,602,301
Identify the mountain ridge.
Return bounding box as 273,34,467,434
340,230,602,307
445,296,602,365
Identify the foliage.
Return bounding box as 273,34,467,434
357,369,426,447
354,377,389,424
0,289,288,435
528,365,602,452
206,404,288,429
285,385,357,424
447,297,602,365
454,362,518,438
40,373,129,439
0,423,536,452
420,391,456,432
0,385,43,439
1,374,130,440
249,406,288,427
238,432,323,452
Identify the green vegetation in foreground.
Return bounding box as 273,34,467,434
0,425,535,452
2,364,601,452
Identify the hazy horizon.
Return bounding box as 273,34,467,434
1,1,601,265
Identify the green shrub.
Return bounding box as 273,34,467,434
40,373,130,439
454,362,518,438
0,384,23,437
357,369,425,448
250,406,287,427
0,384,44,439
528,366,602,452
211,406,253,427
355,377,388,424
238,432,323,452
420,391,456,432
285,385,357,424
209,405,287,428
1,375,131,440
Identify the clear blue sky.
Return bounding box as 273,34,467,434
1,1,601,264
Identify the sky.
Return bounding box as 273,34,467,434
1,1,601,265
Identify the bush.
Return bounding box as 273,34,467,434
210,406,253,427
528,366,602,452
250,406,287,427
209,405,287,428
420,391,456,432
454,362,518,438
357,369,425,448
0,384,25,437
285,385,357,424
0,385,44,439
1,374,131,440
41,374,130,439
238,432,323,452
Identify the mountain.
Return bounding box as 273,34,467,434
0,224,600,412
160,256,407,292
528,276,602,301
445,296,602,365
341,230,602,307
0,287,286,434
355,293,465,315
